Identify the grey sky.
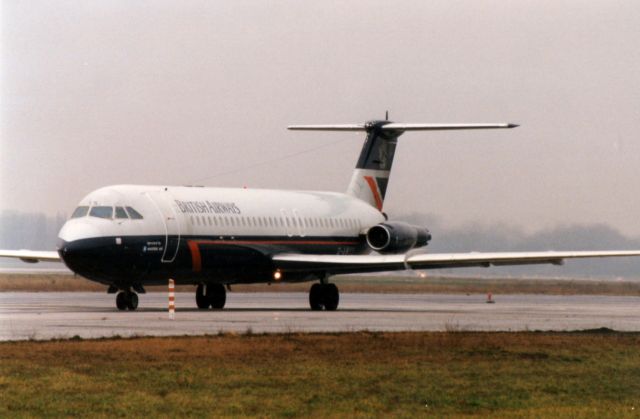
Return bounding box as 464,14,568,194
3,1,640,235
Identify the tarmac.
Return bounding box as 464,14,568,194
0,292,638,341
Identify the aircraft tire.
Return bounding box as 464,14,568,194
196,284,211,309
309,283,323,310
116,292,127,311
126,292,139,311
323,283,339,311
208,283,226,309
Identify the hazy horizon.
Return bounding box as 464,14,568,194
3,1,640,236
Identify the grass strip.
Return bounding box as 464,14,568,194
2,273,640,295
1,331,639,417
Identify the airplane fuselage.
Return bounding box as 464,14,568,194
4,118,534,311
58,184,384,288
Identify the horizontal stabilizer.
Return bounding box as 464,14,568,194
288,122,518,132
381,123,518,131
288,124,366,131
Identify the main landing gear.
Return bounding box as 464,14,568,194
115,290,139,311
196,283,226,309
309,283,339,311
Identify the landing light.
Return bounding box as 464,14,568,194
273,270,282,281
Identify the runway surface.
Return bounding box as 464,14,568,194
1,292,638,341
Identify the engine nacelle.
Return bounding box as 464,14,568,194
366,221,431,254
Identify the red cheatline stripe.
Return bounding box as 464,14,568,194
187,240,202,273
189,239,360,246
363,176,383,211
187,238,360,273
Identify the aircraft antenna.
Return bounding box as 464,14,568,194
385,110,389,120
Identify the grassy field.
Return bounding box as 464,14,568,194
2,272,640,296
1,332,639,417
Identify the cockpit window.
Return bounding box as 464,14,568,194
126,207,144,219
115,206,128,219
89,206,113,219
71,206,89,218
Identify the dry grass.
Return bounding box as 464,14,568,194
2,272,640,296
1,331,639,417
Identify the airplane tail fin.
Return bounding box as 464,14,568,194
288,120,517,211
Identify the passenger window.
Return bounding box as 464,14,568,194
125,207,144,220
115,207,128,219
71,206,89,218
89,206,113,219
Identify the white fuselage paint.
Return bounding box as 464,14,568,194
58,185,385,245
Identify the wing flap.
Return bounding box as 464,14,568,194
0,250,62,263
272,250,640,274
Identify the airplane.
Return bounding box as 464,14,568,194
2,118,640,311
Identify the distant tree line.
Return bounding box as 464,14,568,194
0,211,67,250
397,212,640,279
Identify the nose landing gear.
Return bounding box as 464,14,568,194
115,290,139,311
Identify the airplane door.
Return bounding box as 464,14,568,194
145,191,181,263
280,209,293,237
292,209,305,237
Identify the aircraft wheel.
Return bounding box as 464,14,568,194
126,292,139,311
116,292,127,311
207,283,226,309
323,283,339,311
309,283,323,310
196,284,211,309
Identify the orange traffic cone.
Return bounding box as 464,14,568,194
486,292,495,304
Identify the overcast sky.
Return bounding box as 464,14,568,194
2,1,640,235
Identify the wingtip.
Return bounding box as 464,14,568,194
507,123,519,128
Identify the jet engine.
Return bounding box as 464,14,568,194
365,221,431,254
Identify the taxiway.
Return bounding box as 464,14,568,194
1,292,638,340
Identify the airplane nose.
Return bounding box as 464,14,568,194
58,220,102,243
58,238,91,273
57,220,104,274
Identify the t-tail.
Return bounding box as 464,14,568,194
288,119,518,211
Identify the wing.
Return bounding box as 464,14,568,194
272,250,640,275
0,250,62,264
